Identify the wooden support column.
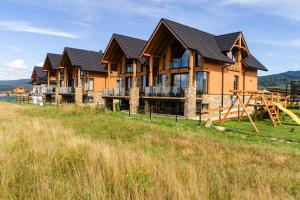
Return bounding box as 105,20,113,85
77,67,81,87
57,70,60,87
133,60,137,87
189,51,195,88
149,55,153,86
108,62,111,88
64,67,67,87
47,70,50,87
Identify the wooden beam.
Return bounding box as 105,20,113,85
133,60,137,87
189,51,195,87
107,62,111,88
149,55,153,86
47,70,50,87
64,67,67,87
77,67,81,87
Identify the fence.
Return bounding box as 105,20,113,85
16,96,32,103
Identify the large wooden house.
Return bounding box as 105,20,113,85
30,66,48,95
58,47,117,104
102,18,268,118
101,34,147,112
41,53,62,99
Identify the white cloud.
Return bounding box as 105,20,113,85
222,0,300,22
0,59,31,80
0,20,81,39
35,62,44,67
4,59,28,70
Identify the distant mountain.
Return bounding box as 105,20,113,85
0,79,32,91
259,71,300,88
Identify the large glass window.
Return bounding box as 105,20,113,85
195,53,202,67
125,77,132,91
170,43,189,68
171,73,189,90
88,78,94,91
126,60,133,73
196,72,208,94
160,74,167,88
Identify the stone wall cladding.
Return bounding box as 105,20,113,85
87,91,104,105
75,87,83,105
55,87,62,104
129,87,139,114
184,86,196,119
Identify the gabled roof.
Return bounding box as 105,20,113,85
63,47,106,73
243,56,268,71
215,32,241,52
33,66,47,79
113,34,147,60
46,53,62,70
143,18,234,64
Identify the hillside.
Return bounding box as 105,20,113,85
259,71,300,88
0,79,31,91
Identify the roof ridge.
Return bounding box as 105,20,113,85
65,47,101,54
113,33,147,42
216,31,242,37
161,18,216,37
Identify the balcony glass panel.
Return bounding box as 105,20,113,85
196,72,208,95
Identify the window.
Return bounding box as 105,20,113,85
170,42,189,68
80,70,84,76
160,74,167,88
195,53,202,67
233,76,239,90
85,78,94,91
126,60,133,73
125,77,132,91
171,73,189,89
196,72,208,94
228,50,236,62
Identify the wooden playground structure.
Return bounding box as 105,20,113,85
218,90,291,133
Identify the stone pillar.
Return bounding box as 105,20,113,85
129,87,139,114
55,89,62,104
184,86,196,119
75,87,83,105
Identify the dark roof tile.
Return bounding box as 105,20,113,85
113,34,147,62
243,56,268,71
47,53,62,69
215,32,241,52
161,18,234,64
64,47,106,73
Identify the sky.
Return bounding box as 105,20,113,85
0,0,299,80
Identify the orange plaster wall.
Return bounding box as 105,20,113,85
203,59,258,95
88,72,118,92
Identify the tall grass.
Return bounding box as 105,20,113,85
0,103,299,199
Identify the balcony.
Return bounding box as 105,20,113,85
144,86,185,97
103,88,128,96
42,87,55,94
59,87,74,94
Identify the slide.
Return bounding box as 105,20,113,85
276,103,300,125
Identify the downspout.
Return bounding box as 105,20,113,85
221,64,229,108
243,69,247,103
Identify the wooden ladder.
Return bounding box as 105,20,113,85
268,104,281,126
262,95,281,127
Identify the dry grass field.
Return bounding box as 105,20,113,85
0,102,299,199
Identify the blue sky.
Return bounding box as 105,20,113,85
0,0,299,80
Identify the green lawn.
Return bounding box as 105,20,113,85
22,104,300,149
